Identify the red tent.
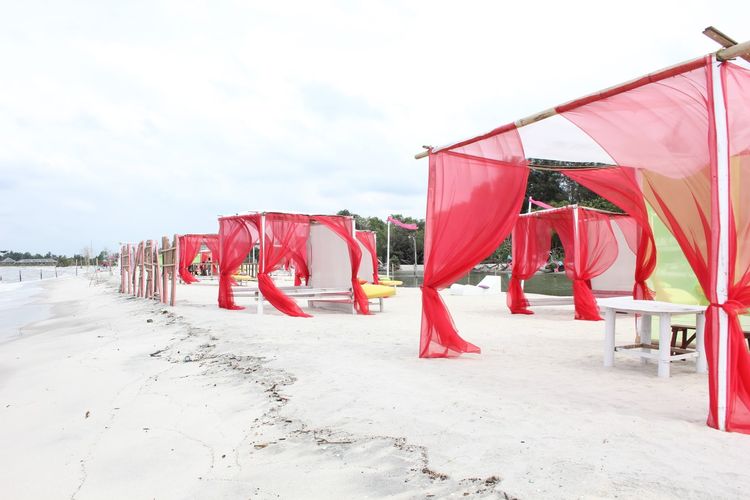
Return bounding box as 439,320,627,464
178,234,220,284
508,205,643,320
416,47,750,433
217,212,370,317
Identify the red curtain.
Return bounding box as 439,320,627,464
204,234,221,274
313,215,371,314
356,230,379,283
560,58,750,431
286,223,310,287
507,216,552,314
549,208,618,320
178,235,202,284
218,216,259,310
722,62,750,432
259,213,312,317
421,149,529,358
563,168,656,299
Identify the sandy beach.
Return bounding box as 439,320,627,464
2,275,750,499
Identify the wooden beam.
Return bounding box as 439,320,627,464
717,39,750,62
703,26,738,48
415,38,750,160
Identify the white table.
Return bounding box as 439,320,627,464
598,297,707,378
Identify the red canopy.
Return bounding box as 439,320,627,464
178,234,220,284
418,54,750,433
508,206,631,320
218,212,369,316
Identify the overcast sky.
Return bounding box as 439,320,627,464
1,1,749,255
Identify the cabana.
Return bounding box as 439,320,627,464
217,212,370,317
178,233,220,283
508,205,642,320
415,41,750,433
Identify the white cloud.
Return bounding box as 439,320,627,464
0,0,747,254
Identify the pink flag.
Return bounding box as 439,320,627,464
529,197,554,209
387,216,418,230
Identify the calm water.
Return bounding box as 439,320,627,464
391,270,573,296
0,266,79,283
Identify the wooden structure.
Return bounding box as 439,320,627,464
119,235,179,307
159,235,179,307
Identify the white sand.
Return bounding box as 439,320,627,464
2,276,750,499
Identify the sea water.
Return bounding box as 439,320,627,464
393,270,573,296
0,280,51,343
0,266,78,284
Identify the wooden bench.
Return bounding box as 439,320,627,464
232,286,356,314
672,323,750,350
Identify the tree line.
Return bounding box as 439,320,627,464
1,250,113,267
340,169,621,268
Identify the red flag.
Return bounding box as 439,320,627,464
387,216,418,230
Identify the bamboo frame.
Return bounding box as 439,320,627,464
143,240,161,301
159,235,179,306
119,243,132,294
518,203,624,218
414,39,750,160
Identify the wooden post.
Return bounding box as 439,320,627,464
711,55,731,430
139,242,146,298
161,236,169,304
385,220,391,279
153,240,162,302
171,234,179,307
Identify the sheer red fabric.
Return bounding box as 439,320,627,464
424,55,750,433
507,216,552,314
563,168,656,299
218,216,259,310
421,148,529,357
313,215,370,314
549,208,618,320
722,62,750,432
259,213,312,317
356,230,379,283
561,58,750,431
204,234,221,274
178,235,202,284
287,222,310,287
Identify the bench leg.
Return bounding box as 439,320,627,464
379,298,384,312
696,313,707,373
640,314,652,364
604,308,616,368
658,313,671,378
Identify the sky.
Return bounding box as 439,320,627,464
1,0,749,255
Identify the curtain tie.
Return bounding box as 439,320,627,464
709,300,749,316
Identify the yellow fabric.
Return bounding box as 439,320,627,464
233,274,256,281
362,283,396,299
378,279,403,286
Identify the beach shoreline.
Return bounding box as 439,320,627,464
1,276,749,498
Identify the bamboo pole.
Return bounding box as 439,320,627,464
171,234,179,307
414,40,750,160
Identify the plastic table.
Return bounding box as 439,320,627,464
598,297,707,378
